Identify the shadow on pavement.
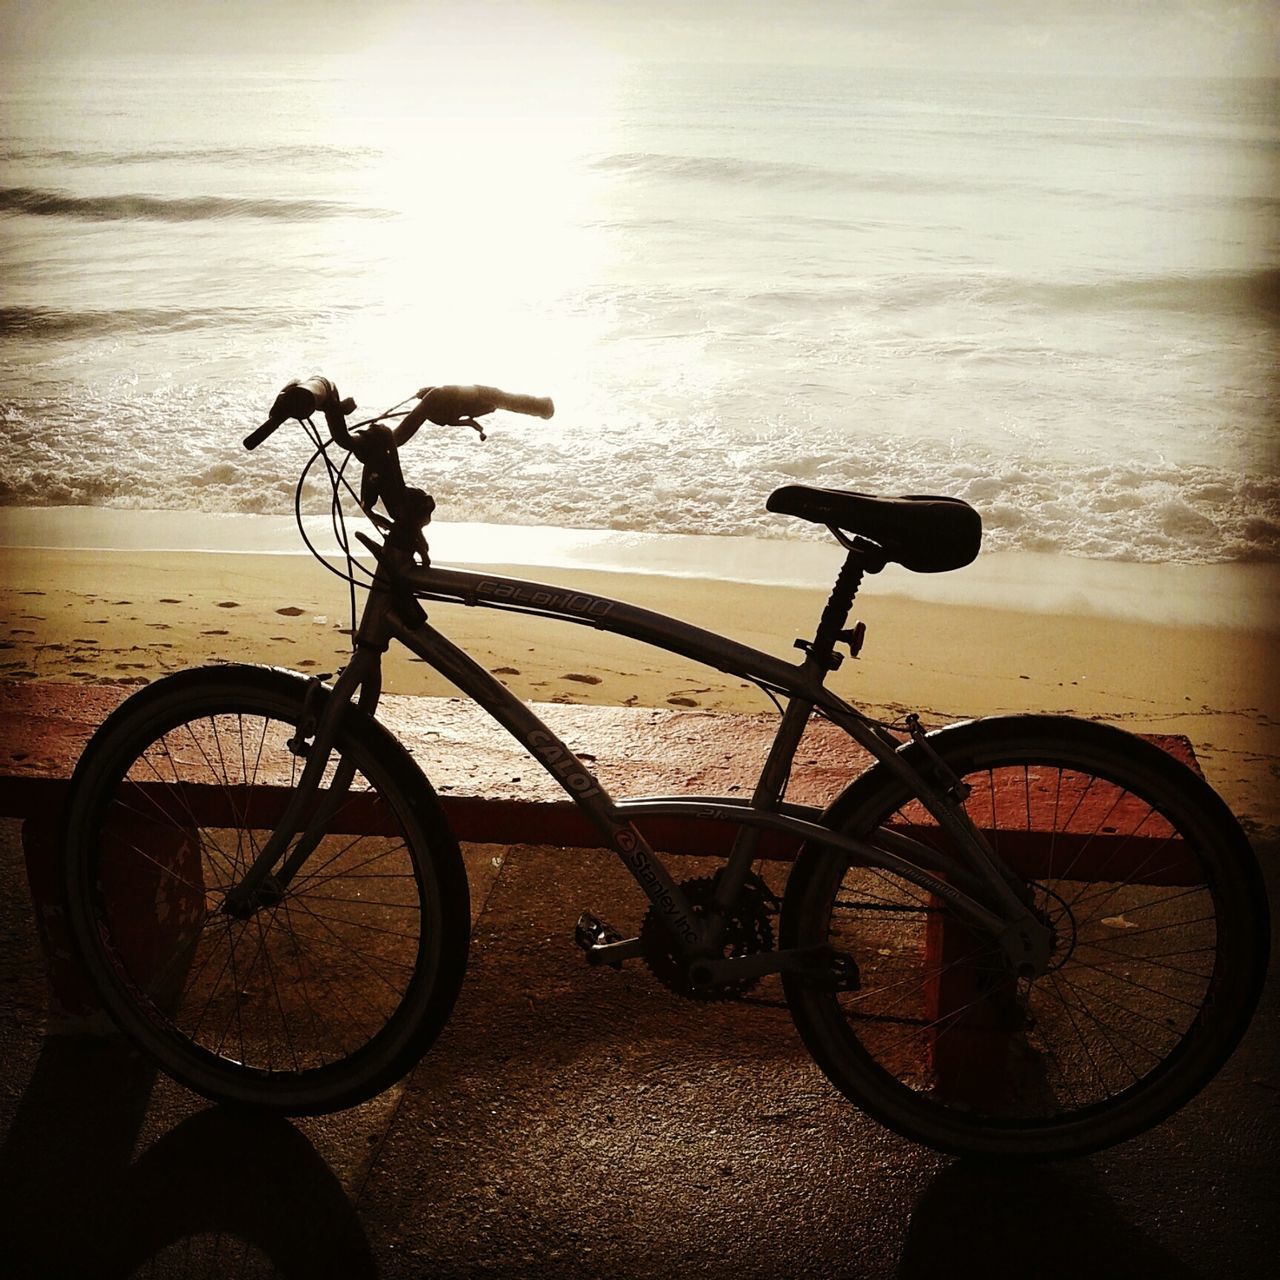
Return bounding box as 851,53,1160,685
901,1158,1201,1280
0,1036,375,1280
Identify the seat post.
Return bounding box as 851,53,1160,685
800,541,882,674
712,541,880,925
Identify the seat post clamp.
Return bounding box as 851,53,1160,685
794,637,843,671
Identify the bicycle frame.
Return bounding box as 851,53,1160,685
230,539,1052,977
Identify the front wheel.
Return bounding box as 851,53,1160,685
61,665,471,1113
781,716,1269,1159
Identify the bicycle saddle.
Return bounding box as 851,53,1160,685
766,485,982,573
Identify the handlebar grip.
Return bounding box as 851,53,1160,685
243,376,349,450
413,384,555,426
487,388,555,419
243,418,280,451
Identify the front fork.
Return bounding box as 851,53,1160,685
222,648,382,918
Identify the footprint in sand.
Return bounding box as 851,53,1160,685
276,607,306,617
159,598,182,604
10,629,35,636
493,666,521,675
18,591,45,596
216,601,240,609
201,629,230,636
667,696,699,707
72,637,99,645
270,636,294,643
148,623,172,630
563,673,602,685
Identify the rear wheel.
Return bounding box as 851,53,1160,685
62,665,470,1113
781,716,1269,1159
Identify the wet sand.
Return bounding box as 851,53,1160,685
1,544,1276,833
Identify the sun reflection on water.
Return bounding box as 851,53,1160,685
304,32,625,406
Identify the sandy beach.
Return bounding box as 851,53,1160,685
2,531,1276,835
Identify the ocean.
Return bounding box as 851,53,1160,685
2,55,1276,565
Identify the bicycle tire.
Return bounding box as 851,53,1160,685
781,715,1269,1159
61,664,470,1113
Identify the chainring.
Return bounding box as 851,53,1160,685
639,872,777,1001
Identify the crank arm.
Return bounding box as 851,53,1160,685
583,936,645,967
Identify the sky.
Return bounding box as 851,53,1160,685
1,0,1278,78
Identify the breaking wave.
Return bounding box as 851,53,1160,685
0,305,353,338
0,185,388,222
592,150,1280,213
1,396,1276,565
3,143,369,168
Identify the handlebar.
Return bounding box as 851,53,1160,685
244,378,554,451
243,374,554,553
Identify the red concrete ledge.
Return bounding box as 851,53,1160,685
0,679,1199,834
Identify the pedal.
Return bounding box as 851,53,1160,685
574,911,622,952
574,912,640,971
800,947,862,992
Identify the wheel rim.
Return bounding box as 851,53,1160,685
82,702,433,1084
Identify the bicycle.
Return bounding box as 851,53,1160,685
60,376,1270,1160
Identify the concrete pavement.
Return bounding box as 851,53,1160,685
1,825,1276,1279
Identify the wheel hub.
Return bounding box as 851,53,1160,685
1032,882,1077,971
223,875,284,919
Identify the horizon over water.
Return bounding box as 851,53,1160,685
1,53,1277,567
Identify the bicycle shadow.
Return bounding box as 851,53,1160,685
0,1035,376,1279
899,1158,1199,1280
